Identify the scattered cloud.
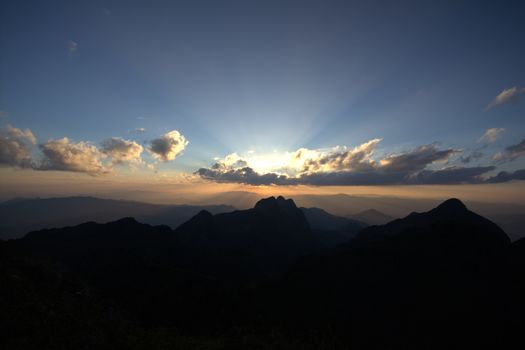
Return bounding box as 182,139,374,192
100,137,143,165
68,40,78,55
491,139,525,162
506,139,525,160
38,138,110,175
460,151,484,164
134,128,146,133
487,87,525,109
479,128,505,143
0,125,36,168
149,130,188,161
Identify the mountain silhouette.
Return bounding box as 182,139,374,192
268,198,517,348
1,197,524,349
174,196,326,278
0,196,234,239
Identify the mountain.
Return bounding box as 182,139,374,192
347,208,393,225
0,196,234,239
300,207,367,243
301,207,364,231
2,197,524,349
357,198,510,247
289,193,525,240
267,198,517,348
174,196,329,278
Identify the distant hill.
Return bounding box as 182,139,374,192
0,196,234,239
300,207,367,243
347,208,393,225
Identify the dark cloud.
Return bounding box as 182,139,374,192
196,166,295,186
492,139,525,162
506,139,525,159
195,165,499,186
149,130,188,161
380,144,456,173
407,166,496,184
485,169,525,183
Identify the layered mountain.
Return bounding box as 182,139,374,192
347,208,394,225
0,196,234,239
266,198,516,348
2,196,524,349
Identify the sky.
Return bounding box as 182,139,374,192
1,0,525,203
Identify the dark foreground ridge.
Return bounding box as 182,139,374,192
1,197,524,349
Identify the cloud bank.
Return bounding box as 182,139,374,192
196,139,524,186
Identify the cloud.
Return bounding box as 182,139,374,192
211,153,248,170
487,87,525,109
492,139,525,162
194,141,492,186
100,137,143,165
485,169,525,183
302,139,380,172
406,166,496,184
196,166,295,186
506,139,525,160
149,130,188,161
460,151,484,164
195,164,497,186
479,128,505,143
68,40,78,55
379,144,456,173
134,128,146,133
0,125,36,168
37,138,110,175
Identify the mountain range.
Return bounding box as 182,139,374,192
1,196,524,349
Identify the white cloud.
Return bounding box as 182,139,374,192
149,130,189,161
487,87,525,109
479,128,505,143
302,139,381,173
0,125,36,168
100,137,143,165
38,138,110,175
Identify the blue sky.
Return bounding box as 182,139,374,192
1,0,525,189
